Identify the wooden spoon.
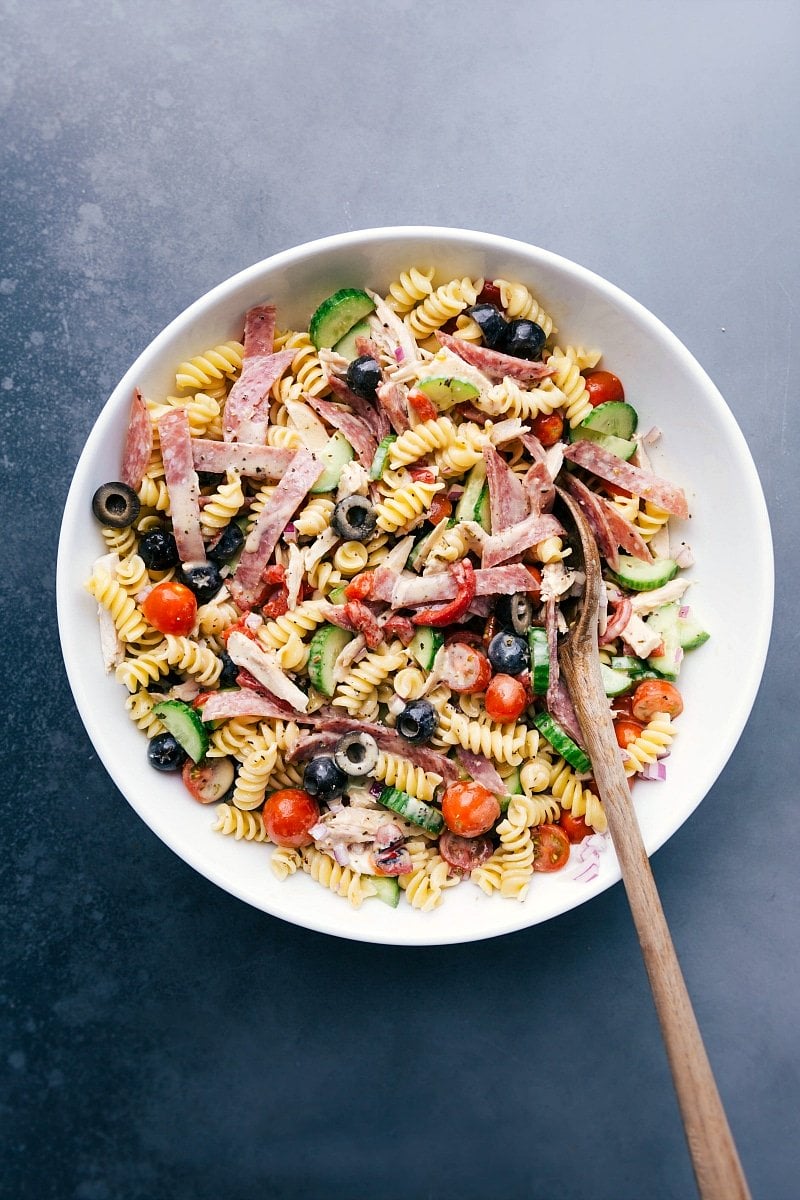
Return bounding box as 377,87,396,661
556,487,751,1200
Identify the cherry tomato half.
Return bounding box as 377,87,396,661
583,369,625,407
439,642,492,694
428,494,453,525
531,411,564,447
614,717,645,750
631,680,684,722
484,674,528,723
263,788,319,848
559,811,593,844
441,781,500,838
533,824,571,871
182,758,235,805
141,580,197,635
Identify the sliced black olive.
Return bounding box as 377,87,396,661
178,561,223,604
91,481,140,529
396,699,438,744
500,319,547,361
207,522,244,564
333,732,379,777
331,495,377,542
487,631,530,675
303,755,347,802
494,592,534,636
346,355,382,400
218,652,239,689
147,733,187,772
465,303,509,349
139,528,179,572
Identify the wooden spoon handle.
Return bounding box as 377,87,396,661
562,657,751,1199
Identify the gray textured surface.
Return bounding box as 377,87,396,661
2,2,797,1197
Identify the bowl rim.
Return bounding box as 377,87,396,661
56,226,774,945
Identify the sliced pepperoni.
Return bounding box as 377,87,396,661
120,388,152,491
438,831,494,875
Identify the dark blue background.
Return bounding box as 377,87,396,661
2,3,797,1197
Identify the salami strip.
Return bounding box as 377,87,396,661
303,393,378,467
523,462,556,516
479,512,565,570
438,831,494,875
308,716,459,781
376,380,411,434
482,444,529,532
562,441,689,519
600,497,654,564
120,389,152,491
455,748,506,796
326,372,391,442
242,303,276,358
223,348,296,442
157,408,207,564
230,448,323,606
435,331,556,383
287,731,341,762
191,439,295,479
546,676,587,750
390,564,539,609
562,474,620,570
201,686,303,723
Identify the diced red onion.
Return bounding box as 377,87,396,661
394,346,405,362
332,841,351,867
387,695,406,716
308,821,328,840
575,862,600,883
678,605,690,618
447,486,464,501
135,586,153,605
244,611,263,631
369,779,384,798
640,761,667,781
643,425,662,445
283,523,298,543
674,646,684,664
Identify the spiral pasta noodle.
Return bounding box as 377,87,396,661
375,479,444,533
482,377,567,421
115,554,148,597
401,856,456,911
232,743,279,811
623,713,675,776
385,266,435,314
101,525,136,558
207,717,262,759
163,635,223,685
548,759,607,833
333,540,369,575
494,278,555,338
331,643,408,717
546,347,595,428
115,645,170,692
270,846,303,880
634,501,671,543
257,600,327,652
495,800,535,900
199,472,244,535
175,341,244,391
195,597,239,642
392,666,427,701
405,277,482,340
436,706,529,765
389,417,458,469
124,690,166,737
85,570,151,643
213,804,268,842
301,848,377,908
373,752,443,802
293,497,335,538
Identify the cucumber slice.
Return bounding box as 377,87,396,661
678,611,710,650
533,712,592,774
310,431,355,494
600,663,634,697
569,424,636,460
307,623,354,696
644,602,685,681
408,626,444,670
473,483,491,531
607,555,679,591
333,318,372,361
610,655,660,682
328,584,348,604
454,461,487,523
416,376,480,412
528,627,550,695
152,699,209,763
309,289,376,350
369,434,397,480
369,876,401,908
578,401,638,440
378,786,444,835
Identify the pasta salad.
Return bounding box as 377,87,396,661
86,269,707,911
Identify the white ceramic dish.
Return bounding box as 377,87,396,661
57,227,773,945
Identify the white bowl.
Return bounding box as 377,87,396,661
57,227,773,945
